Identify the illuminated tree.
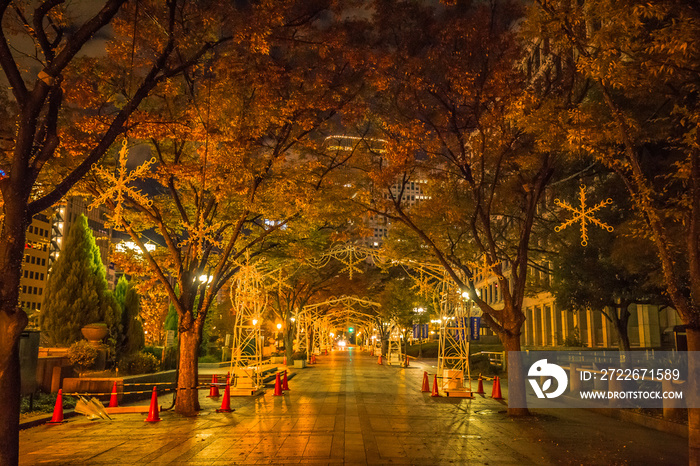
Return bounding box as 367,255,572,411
87,1,364,415
0,1,231,462
523,0,700,458
357,0,552,414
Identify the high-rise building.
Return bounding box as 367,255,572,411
50,196,116,289
20,213,51,320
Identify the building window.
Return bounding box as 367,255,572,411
37,303,41,310
23,270,28,278
30,256,35,264
29,271,34,279
39,288,42,295
22,286,26,293
41,258,46,266
28,226,33,234
31,302,36,310
40,273,44,280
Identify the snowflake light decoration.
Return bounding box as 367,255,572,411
90,139,155,226
554,184,614,246
178,212,224,259
410,270,434,298
467,255,498,279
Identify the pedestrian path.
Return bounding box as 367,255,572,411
20,347,687,465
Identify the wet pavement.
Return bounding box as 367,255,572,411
20,347,687,465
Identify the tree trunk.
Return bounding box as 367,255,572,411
0,197,30,466
502,332,529,416
175,329,200,415
610,306,631,353
687,327,700,465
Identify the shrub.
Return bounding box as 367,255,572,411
198,354,219,364
68,340,98,372
142,345,163,359
118,351,159,375
21,392,77,414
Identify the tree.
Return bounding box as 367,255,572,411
355,0,552,415
523,0,700,459
550,223,667,352
0,1,231,462
86,1,364,415
40,214,118,346
114,277,145,356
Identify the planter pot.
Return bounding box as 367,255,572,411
81,324,108,348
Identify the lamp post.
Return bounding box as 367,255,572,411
276,323,282,352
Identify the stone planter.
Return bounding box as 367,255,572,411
81,324,108,348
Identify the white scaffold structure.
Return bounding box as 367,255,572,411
228,259,267,395
298,296,380,360
309,244,477,393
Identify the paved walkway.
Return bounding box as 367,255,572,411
20,348,687,465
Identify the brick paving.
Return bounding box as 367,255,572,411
20,348,687,465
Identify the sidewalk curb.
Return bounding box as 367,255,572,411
19,410,78,430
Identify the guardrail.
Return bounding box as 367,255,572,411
474,351,507,370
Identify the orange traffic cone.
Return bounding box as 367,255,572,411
491,376,503,400
421,371,430,392
377,355,382,364
405,355,410,367
48,389,64,424
431,374,440,397
208,374,220,398
475,375,484,395
274,372,284,396
283,356,287,365
370,348,374,356
282,370,290,391
325,349,328,356
109,380,119,408
216,375,233,412
145,387,161,422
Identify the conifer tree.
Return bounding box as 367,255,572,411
121,283,145,355
40,214,118,346
114,276,144,355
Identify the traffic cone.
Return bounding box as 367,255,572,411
370,348,374,356
216,376,233,413
421,371,430,392
325,349,328,356
405,354,410,367
283,356,287,365
377,355,382,364
431,374,440,397
311,354,316,364
282,370,290,391
108,380,119,408
145,387,161,422
491,376,503,400
475,375,484,395
208,374,220,398
274,372,284,396
48,389,64,424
